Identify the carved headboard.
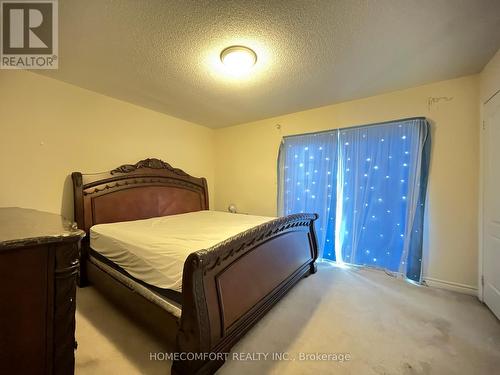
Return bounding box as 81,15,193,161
72,158,209,234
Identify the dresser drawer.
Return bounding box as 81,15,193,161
53,242,80,375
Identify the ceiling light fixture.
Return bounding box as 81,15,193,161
220,45,257,76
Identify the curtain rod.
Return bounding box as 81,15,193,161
282,116,427,139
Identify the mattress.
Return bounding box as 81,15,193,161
90,210,274,291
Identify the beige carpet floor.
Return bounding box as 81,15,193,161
75,263,500,375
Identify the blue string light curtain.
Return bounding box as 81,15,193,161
278,118,430,282
277,130,338,259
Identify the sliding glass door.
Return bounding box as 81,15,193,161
278,118,430,282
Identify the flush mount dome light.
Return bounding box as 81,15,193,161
220,45,257,75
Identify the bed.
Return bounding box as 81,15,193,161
72,158,318,375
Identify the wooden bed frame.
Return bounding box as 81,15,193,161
72,158,318,375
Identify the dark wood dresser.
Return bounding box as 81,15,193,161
0,208,85,375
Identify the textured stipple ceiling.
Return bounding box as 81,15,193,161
40,0,500,128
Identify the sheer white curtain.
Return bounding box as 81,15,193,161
278,118,430,281
336,118,430,281
278,131,338,258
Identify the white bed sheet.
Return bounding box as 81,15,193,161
90,210,274,291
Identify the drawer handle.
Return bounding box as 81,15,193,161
55,260,80,276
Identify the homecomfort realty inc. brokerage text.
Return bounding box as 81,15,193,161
150,351,352,362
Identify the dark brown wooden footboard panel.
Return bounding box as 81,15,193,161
174,213,318,375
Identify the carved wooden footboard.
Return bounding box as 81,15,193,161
175,213,318,374
72,159,318,375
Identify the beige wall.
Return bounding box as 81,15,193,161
0,71,215,220
214,75,480,289
480,49,500,103
0,70,481,291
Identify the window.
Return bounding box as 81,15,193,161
278,118,430,282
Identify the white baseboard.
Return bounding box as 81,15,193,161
423,277,478,296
